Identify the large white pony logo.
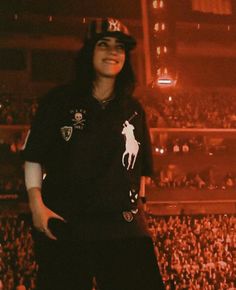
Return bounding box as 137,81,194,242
122,112,140,170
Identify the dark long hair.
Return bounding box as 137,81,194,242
74,38,136,99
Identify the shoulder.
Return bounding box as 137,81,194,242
39,83,77,106
124,96,145,115
36,83,82,117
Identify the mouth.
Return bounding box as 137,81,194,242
103,58,118,64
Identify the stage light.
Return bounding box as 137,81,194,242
156,73,177,87
154,147,165,154
153,0,158,9
154,23,159,31
157,78,172,85
152,0,165,9
161,23,165,30
160,0,164,8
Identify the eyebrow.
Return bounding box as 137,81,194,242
98,37,124,44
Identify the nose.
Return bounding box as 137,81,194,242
107,45,118,55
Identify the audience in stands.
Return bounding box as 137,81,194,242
0,217,37,290
1,214,235,289
151,165,236,191
0,97,38,125
0,137,26,200
1,90,236,128
147,214,236,290
140,90,236,129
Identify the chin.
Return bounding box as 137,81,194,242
101,71,121,78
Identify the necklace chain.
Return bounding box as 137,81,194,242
93,93,114,108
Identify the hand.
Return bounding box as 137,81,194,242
27,187,66,240
31,202,65,240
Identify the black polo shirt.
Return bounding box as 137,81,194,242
23,84,153,240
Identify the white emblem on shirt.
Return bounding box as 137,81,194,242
121,115,140,170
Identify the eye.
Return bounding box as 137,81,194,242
96,40,108,48
116,43,125,52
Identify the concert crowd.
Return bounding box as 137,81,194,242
0,214,235,289
0,90,236,289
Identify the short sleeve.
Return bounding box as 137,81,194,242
140,108,153,177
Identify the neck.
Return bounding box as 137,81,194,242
93,77,115,101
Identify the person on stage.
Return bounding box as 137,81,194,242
23,17,165,290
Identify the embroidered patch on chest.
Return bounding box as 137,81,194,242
70,108,86,130
61,126,73,141
60,108,86,141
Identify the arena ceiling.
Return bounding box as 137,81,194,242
1,0,236,21
0,1,235,37
0,0,141,19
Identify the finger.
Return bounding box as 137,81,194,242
48,210,66,222
44,228,57,240
51,213,67,223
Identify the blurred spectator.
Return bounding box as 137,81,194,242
222,172,235,189
182,143,190,153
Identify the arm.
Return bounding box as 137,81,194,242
139,176,147,198
25,161,65,240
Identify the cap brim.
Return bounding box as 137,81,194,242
94,31,136,50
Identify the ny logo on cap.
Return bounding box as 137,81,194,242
108,18,121,32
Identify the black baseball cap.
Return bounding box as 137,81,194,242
85,17,136,50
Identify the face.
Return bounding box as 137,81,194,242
93,36,126,79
